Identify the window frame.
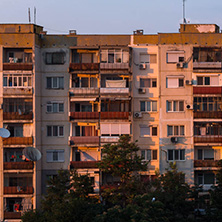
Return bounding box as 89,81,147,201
46,101,64,113
46,150,65,162
166,77,184,88
167,125,185,137
140,101,157,112
140,125,158,137
45,52,65,65
140,78,157,88
47,125,64,137
46,77,64,89
141,149,158,161
168,149,185,161
166,100,184,112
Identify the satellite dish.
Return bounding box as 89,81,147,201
23,147,42,161
0,128,10,138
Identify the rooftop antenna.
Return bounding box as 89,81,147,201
34,7,36,24
28,8,31,23
183,0,187,24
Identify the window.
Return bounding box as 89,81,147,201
140,54,157,64
101,49,129,63
140,101,157,112
197,149,215,160
46,150,64,162
140,125,158,137
141,150,158,161
166,51,184,63
166,101,184,112
100,123,130,136
3,75,32,88
194,122,222,136
168,149,185,161
46,77,64,89
46,52,65,64
47,102,64,113
166,77,184,88
197,76,219,86
194,97,222,112
140,78,157,88
47,126,64,137
198,173,215,185
167,125,184,136
72,76,98,88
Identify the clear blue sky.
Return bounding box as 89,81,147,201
0,0,222,34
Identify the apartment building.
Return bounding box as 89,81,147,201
0,23,222,221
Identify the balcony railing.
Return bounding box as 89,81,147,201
100,88,129,94
101,112,129,119
4,162,34,170
70,161,100,169
69,88,99,95
69,136,99,145
3,63,33,71
4,186,33,194
3,137,33,145
69,63,99,72
4,212,21,219
3,112,33,120
193,62,222,69
69,112,99,119
194,136,222,143
101,136,119,143
100,63,129,70
194,160,219,168
193,87,222,94
194,111,222,119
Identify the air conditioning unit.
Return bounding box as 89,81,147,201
186,104,193,110
139,63,147,70
138,88,146,94
176,62,184,68
134,112,142,118
171,137,178,143
185,80,192,85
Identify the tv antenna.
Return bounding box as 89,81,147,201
34,7,36,24
183,0,187,24
28,8,31,23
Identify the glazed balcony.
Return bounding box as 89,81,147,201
194,136,222,143
4,186,33,195
4,212,21,219
3,63,33,71
101,112,129,119
194,111,222,119
70,161,100,169
3,112,33,121
69,136,99,145
4,162,34,170
69,63,99,72
193,87,222,94
69,112,99,120
3,137,33,145
194,160,219,168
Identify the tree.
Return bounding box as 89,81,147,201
98,135,147,206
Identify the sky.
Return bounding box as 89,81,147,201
0,0,222,34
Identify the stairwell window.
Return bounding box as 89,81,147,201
46,52,65,64
47,102,64,113
167,125,184,136
46,150,64,162
47,126,64,137
140,78,157,88
46,77,64,89
168,149,185,161
140,125,158,137
141,150,158,161
140,101,157,112
166,101,184,112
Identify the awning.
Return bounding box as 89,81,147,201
70,97,97,102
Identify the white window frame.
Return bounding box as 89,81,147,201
167,125,185,136
46,101,64,113
141,149,158,161
196,76,219,86
166,76,184,88
46,150,64,162
3,74,32,88
140,125,158,137
168,149,185,161
166,100,184,112
46,77,64,89
140,78,157,88
100,49,129,64
166,51,185,63
140,101,157,112
47,125,64,137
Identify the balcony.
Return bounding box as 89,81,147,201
194,111,222,119
101,112,129,119
3,112,33,121
69,63,99,72
69,88,99,96
100,63,129,70
194,160,219,168
193,62,222,70
100,87,129,94
70,161,100,169
4,186,33,195
3,137,33,145
3,63,33,71
4,162,34,170
194,136,222,143
4,212,21,219
193,87,222,94
69,136,99,145
101,136,119,143
69,112,99,120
